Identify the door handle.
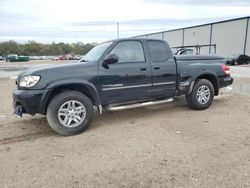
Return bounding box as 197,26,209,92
140,68,147,71
154,67,160,70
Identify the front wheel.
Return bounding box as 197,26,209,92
47,91,94,136
186,79,215,110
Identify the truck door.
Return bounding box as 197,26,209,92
147,40,177,98
99,40,152,105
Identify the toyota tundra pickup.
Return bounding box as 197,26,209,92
13,38,233,135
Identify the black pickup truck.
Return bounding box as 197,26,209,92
13,38,233,135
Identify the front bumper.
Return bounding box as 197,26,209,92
13,89,50,115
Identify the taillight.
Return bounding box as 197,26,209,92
222,64,230,75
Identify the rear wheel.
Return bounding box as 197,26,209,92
186,79,214,110
47,91,93,136
234,61,238,65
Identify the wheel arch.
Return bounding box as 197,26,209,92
40,80,101,115
191,73,219,96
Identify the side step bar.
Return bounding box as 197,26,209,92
106,98,174,111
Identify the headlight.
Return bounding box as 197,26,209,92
19,75,40,87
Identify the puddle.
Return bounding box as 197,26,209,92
0,71,21,79
0,68,28,72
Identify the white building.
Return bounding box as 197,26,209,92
135,16,250,57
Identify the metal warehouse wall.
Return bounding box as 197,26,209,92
147,33,163,39
136,35,147,38
246,19,250,55
183,25,211,54
163,30,183,47
135,16,250,57
211,19,246,56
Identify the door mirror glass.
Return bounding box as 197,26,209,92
103,53,118,66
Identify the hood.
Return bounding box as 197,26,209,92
20,62,82,75
18,62,97,89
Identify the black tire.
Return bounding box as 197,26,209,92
47,91,93,136
186,79,215,110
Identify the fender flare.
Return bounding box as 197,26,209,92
188,72,219,95
40,79,101,114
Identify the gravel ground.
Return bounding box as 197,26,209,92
0,61,250,187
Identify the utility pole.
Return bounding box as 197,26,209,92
117,22,119,38
75,31,78,43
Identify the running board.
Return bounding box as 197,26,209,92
106,98,174,111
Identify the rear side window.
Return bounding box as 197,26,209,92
147,40,169,62
110,41,145,63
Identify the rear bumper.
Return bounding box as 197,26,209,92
219,76,233,88
13,89,50,115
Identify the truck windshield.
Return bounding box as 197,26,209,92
80,42,112,62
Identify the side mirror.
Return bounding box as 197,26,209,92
103,54,118,68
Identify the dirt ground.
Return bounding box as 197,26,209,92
0,63,250,187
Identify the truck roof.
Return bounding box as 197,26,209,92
107,38,165,43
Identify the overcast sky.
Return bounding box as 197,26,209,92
0,0,249,43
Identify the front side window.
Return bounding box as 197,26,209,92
110,41,145,63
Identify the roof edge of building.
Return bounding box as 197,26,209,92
133,16,250,38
